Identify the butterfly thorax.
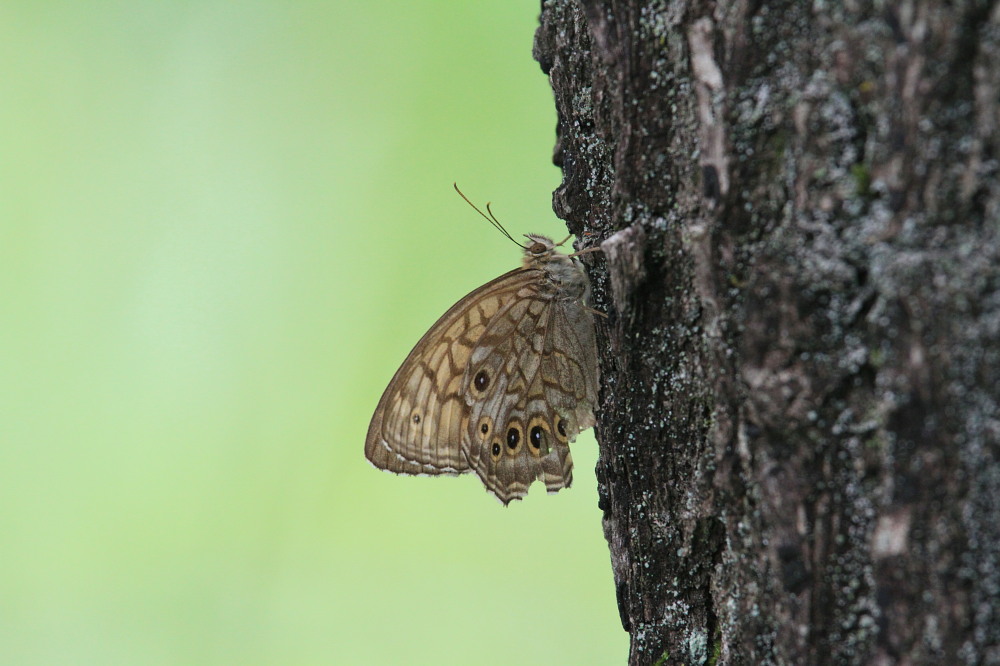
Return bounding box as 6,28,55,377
521,234,590,302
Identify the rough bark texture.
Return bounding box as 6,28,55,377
533,1,1000,664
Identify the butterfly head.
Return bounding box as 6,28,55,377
520,233,571,269
523,234,557,255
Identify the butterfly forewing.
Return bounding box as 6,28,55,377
365,269,542,476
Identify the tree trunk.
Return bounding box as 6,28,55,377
533,1,1000,664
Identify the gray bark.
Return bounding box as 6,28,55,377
533,1,1000,664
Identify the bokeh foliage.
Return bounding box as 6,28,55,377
0,2,625,664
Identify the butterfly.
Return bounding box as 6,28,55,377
365,185,600,504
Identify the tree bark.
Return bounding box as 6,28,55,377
533,1,1000,664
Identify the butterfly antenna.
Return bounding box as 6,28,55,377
453,183,525,248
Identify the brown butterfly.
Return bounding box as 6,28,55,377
365,186,599,504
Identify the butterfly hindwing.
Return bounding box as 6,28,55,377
462,275,597,504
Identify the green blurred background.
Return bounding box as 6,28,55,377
1,2,625,664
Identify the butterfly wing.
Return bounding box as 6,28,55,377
365,268,543,477
463,283,599,504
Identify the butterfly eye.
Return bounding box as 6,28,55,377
529,242,547,255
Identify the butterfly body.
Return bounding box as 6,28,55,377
365,234,599,505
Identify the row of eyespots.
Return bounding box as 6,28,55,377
481,415,572,462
